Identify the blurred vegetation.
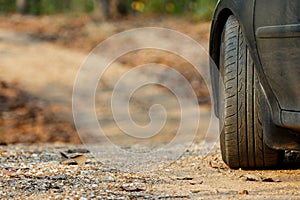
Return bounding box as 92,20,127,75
0,0,16,13
137,0,218,19
0,0,217,20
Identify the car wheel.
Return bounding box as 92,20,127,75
219,15,284,169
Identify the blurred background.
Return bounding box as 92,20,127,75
1,0,216,19
0,0,217,145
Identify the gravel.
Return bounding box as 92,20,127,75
1,144,300,199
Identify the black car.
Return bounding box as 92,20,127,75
209,0,300,168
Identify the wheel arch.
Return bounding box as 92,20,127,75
209,8,233,74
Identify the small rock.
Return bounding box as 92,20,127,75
102,176,115,182
239,190,249,195
48,175,65,180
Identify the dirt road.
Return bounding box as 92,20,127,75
0,29,83,119
0,20,213,145
1,144,300,199
0,16,300,199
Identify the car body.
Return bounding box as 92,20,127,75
209,0,300,168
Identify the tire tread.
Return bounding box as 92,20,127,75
219,15,283,169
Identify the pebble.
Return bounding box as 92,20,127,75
102,176,115,182
1,145,298,199
32,154,39,158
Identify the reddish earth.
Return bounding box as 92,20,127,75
0,80,80,144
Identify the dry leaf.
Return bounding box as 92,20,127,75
262,177,281,182
241,174,262,182
60,152,69,159
209,160,228,169
190,189,201,193
60,154,87,165
60,159,78,165
67,148,90,154
189,180,203,185
71,154,87,165
241,174,281,183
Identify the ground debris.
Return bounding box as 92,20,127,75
0,80,80,144
102,176,116,182
66,148,90,154
119,185,145,192
60,154,87,166
208,155,228,170
176,177,193,181
158,194,190,199
190,189,201,193
0,145,300,199
238,190,249,195
240,174,281,182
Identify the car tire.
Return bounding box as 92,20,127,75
219,15,284,169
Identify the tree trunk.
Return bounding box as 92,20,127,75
16,0,28,14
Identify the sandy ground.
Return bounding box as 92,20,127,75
1,144,300,199
0,15,300,199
